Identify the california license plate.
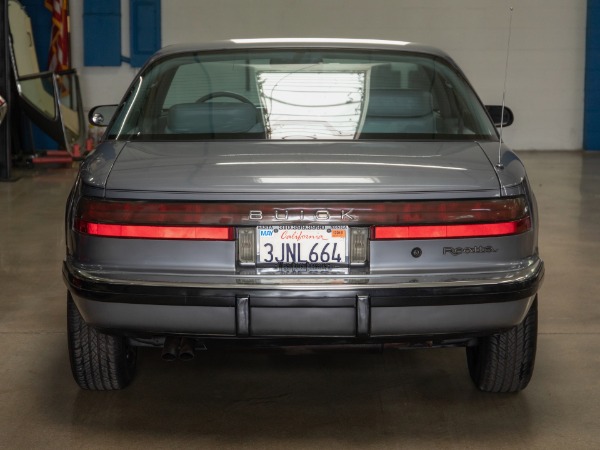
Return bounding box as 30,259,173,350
257,225,348,267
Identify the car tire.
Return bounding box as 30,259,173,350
466,296,538,393
67,293,137,390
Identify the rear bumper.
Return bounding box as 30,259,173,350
63,258,544,339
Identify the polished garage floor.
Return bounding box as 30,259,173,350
0,151,598,449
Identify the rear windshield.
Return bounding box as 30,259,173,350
107,49,497,141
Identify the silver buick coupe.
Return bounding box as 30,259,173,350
64,38,544,392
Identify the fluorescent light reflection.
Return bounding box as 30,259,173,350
217,161,467,171
256,177,376,184
258,71,366,140
232,38,410,46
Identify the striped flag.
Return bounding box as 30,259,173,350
45,0,70,72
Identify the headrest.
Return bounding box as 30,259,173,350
167,102,257,133
366,89,433,118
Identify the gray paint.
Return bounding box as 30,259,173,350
148,39,459,70
75,296,236,335
66,257,541,291
250,307,357,337
370,297,533,336
70,232,535,277
101,141,500,199
80,141,127,189
72,235,236,272
70,293,533,337
369,233,535,272
66,40,543,343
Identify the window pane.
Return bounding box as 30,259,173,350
108,49,496,141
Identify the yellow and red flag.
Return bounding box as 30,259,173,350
45,0,70,72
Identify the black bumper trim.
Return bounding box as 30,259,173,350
357,295,370,337
236,296,250,337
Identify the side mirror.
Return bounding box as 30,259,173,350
0,95,7,126
485,105,514,128
88,105,118,127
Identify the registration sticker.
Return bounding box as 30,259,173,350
257,225,348,268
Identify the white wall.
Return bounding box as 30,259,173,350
71,0,587,150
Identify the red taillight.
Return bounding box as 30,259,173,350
372,217,531,240
75,221,234,240
74,196,530,241
74,198,234,240
371,197,531,240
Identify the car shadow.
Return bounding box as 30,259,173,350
62,345,534,446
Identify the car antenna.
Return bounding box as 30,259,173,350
497,5,514,171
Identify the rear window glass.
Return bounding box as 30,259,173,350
107,49,496,141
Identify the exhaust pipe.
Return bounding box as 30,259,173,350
179,338,196,361
162,337,200,361
161,336,180,361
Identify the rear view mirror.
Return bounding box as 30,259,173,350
88,105,118,127
486,105,514,128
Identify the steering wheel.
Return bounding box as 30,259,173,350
195,91,254,105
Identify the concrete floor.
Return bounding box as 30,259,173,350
0,151,598,449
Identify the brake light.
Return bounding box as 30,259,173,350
372,218,531,240
371,197,531,240
75,221,234,240
74,196,530,241
74,198,234,240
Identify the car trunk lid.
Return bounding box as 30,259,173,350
103,140,499,200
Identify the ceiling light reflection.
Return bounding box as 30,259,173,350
218,161,466,171
232,38,411,46
256,177,376,184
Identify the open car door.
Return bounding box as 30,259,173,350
8,0,84,154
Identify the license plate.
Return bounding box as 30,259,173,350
257,225,348,267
